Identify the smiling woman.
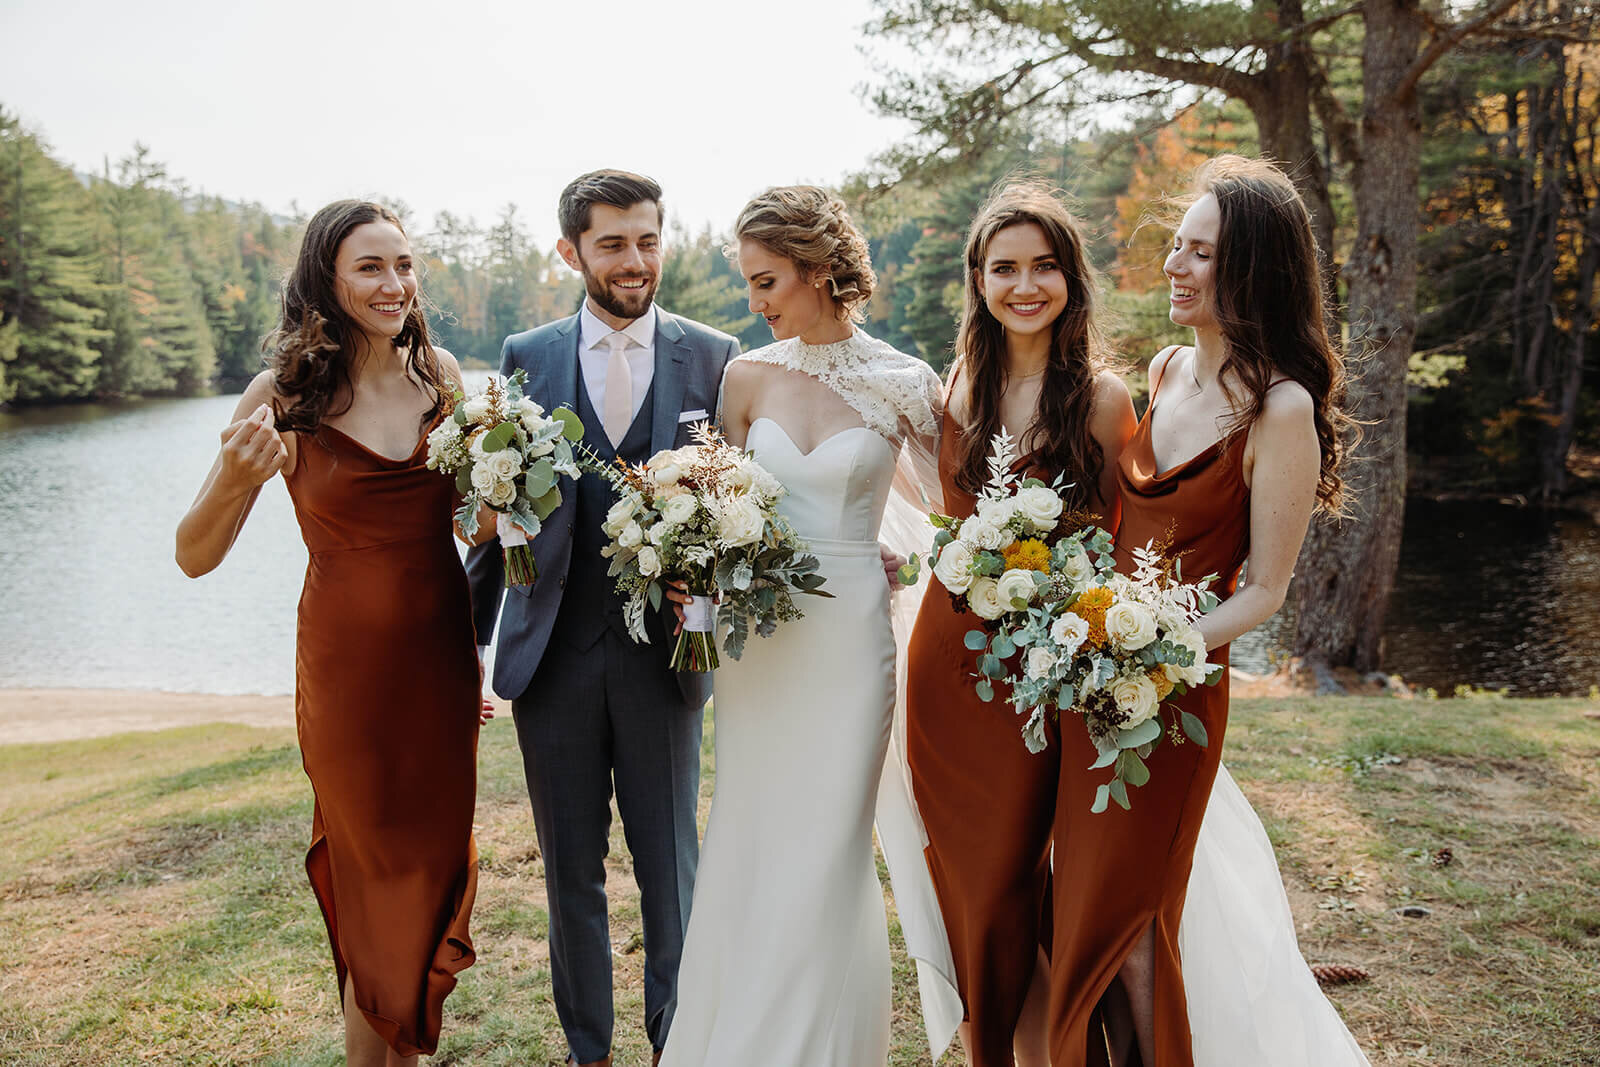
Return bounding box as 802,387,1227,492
172,200,482,1067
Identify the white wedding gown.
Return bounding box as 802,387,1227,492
659,416,901,1066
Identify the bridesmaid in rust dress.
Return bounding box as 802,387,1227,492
1048,157,1348,1066
905,182,1136,1067
177,201,481,1066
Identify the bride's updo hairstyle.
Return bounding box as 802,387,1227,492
266,199,445,436
731,186,876,322
1187,155,1347,509
952,181,1112,508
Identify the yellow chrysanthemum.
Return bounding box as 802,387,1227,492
1148,668,1176,701
1069,586,1115,649
1002,538,1051,573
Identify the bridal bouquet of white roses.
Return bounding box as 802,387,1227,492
426,370,583,586
1003,540,1223,813
582,422,831,672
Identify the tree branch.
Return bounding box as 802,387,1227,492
1398,0,1524,102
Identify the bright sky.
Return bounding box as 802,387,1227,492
1,0,914,248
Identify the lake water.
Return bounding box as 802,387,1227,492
2,386,1597,696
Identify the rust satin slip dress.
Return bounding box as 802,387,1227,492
905,398,1060,1067
283,413,479,1057
1049,362,1276,1066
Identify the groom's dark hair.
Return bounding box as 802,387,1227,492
558,169,665,244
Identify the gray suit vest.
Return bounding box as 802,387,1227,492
553,371,659,650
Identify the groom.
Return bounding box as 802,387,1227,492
465,170,738,1067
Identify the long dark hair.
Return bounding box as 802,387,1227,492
1193,156,1347,508
951,181,1114,510
266,200,445,435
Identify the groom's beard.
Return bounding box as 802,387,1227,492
579,259,657,322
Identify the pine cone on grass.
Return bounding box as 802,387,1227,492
1311,963,1371,986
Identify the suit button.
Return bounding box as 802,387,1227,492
567,523,574,533
558,576,566,588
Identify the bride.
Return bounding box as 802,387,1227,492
658,185,956,1065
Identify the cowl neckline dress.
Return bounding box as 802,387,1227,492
283,413,479,1057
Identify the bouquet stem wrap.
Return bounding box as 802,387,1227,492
672,589,718,672
496,513,538,587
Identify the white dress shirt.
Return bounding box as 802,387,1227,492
578,302,656,429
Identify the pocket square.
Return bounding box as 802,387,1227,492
677,409,710,423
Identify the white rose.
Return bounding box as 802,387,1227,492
975,496,1016,527
1057,547,1096,589
605,495,638,529
1014,485,1064,531
468,429,491,459
1105,601,1158,652
968,577,1005,620
636,546,662,578
618,522,644,549
715,497,766,547
723,460,755,491
1111,672,1161,727
485,448,522,481
461,395,491,423
469,463,496,493
1050,612,1090,657
963,520,1008,552
485,478,518,508
1026,646,1057,680
650,461,685,488
660,493,698,525
752,467,783,500
931,540,975,594
648,523,669,546
515,396,544,421
995,568,1038,610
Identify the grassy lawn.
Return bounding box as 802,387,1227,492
1,696,1596,1065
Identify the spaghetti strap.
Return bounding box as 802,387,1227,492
1147,345,1184,406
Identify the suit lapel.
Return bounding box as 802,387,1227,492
545,315,581,413
650,311,690,456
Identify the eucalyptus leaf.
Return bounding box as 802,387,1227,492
992,633,1016,659
524,458,557,497
455,468,474,494
1118,717,1162,749
1109,778,1131,810
532,486,563,520
1120,750,1151,788
964,630,989,651
1089,746,1119,770
1091,784,1110,814
1181,711,1210,747
553,406,584,441
975,679,994,703
481,421,516,453
647,582,663,613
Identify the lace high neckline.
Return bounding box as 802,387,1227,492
741,330,941,443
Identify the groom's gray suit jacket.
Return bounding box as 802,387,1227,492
467,308,736,703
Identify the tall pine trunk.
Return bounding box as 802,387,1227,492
1292,0,1422,674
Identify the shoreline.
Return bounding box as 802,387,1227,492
0,687,515,746
0,688,295,745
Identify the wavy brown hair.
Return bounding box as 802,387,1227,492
730,186,875,322
265,200,445,435
1187,156,1348,509
951,181,1114,510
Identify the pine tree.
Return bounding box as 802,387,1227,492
0,111,107,402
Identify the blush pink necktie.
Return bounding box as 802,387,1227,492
601,332,633,447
